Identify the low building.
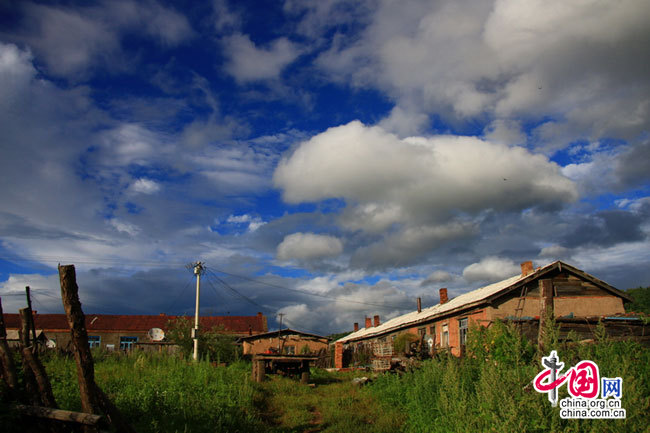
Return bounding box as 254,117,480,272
3,312,268,351
239,328,329,356
334,260,638,369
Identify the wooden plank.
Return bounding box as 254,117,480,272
15,404,102,425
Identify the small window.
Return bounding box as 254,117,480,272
284,345,295,355
441,324,449,348
459,318,468,346
418,327,426,337
119,336,138,351
88,336,101,348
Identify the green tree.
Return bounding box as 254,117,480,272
625,286,650,314
165,317,241,363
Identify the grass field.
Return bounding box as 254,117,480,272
1,322,648,433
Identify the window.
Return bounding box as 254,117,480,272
119,336,138,351
284,345,295,355
459,318,468,346
441,324,449,348
88,335,101,348
418,327,426,337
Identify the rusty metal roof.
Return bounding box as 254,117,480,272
2,313,267,334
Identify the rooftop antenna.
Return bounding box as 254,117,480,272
191,262,204,362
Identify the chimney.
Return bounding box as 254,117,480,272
354,322,359,332
520,261,534,277
365,317,372,328
439,288,448,304
417,297,422,313
374,315,380,327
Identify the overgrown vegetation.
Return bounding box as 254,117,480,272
367,320,649,433
165,316,242,363
260,369,405,433
41,351,261,433
2,320,647,432
625,286,650,314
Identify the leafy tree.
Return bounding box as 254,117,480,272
625,286,650,314
165,317,241,363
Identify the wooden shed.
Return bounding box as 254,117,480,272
239,328,329,356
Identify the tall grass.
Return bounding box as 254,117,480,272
367,321,649,433
42,351,262,433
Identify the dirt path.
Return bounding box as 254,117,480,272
257,373,404,433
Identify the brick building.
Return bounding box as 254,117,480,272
334,260,636,369
3,312,268,351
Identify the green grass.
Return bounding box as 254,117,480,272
4,325,646,433
367,324,650,433
259,369,405,433
43,351,263,433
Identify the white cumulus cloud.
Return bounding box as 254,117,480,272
277,232,343,261
462,256,521,283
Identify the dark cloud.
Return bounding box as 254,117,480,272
615,140,650,190
564,210,647,248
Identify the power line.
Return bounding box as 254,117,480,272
204,269,275,314
0,254,187,268
207,266,414,311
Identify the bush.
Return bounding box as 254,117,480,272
393,333,419,355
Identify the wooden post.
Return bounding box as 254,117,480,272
59,266,102,418
300,360,309,384
19,308,58,408
26,286,38,349
59,264,136,433
252,358,265,383
0,297,19,391
18,307,40,405
537,279,554,352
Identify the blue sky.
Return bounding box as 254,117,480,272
1,0,649,335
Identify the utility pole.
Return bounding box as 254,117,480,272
192,262,204,362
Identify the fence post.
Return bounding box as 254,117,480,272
0,297,18,391
19,308,58,408
59,264,136,433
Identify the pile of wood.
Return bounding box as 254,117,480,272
0,265,137,433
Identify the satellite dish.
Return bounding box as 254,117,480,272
148,328,165,341
46,339,57,349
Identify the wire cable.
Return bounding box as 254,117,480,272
207,266,414,311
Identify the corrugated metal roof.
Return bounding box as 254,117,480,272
2,313,267,334
336,261,558,344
